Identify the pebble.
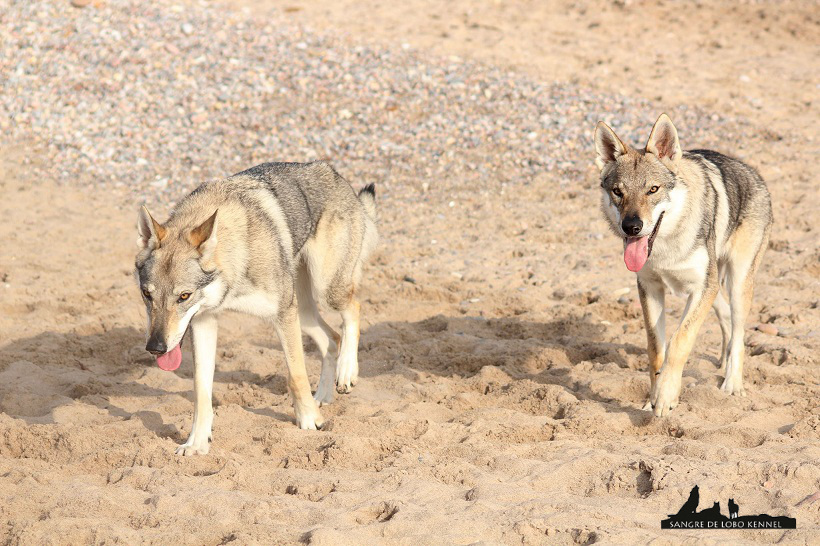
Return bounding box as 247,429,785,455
757,324,778,336
71,0,93,7
0,0,747,206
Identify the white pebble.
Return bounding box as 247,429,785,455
612,287,630,297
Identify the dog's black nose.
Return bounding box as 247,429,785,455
146,336,167,356
622,216,643,236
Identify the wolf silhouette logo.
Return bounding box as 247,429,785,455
729,499,739,519
673,485,699,516
661,487,796,530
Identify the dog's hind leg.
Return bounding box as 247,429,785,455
713,289,732,372
336,297,361,394
275,305,324,429
303,198,374,396
721,224,769,396
296,263,341,406
177,312,218,456
638,277,666,411
302,266,362,395
322,257,364,395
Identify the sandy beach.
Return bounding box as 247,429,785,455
0,0,818,543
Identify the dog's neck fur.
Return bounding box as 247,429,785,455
639,154,714,273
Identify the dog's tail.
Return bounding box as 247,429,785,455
356,183,379,269
358,183,377,220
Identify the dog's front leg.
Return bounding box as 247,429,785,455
275,305,324,430
638,278,665,411
652,267,719,417
177,312,217,456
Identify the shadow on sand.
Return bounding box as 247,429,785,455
0,310,655,436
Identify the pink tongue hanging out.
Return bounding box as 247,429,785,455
624,237,649,272
156,344,182,371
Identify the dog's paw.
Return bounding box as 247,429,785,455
295,402,324,430
642,398,653,411
175,435,211,456
652,394,679,417
720,375,746,396
335,352,358,394
651,372,681,417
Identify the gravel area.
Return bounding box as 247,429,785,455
0,0,756,204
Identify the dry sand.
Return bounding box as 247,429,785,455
1,0,819,544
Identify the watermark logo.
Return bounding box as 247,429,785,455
661,486,796,530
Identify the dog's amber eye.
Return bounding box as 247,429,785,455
612,188,623,197
142,289,151,299
178,292,191,303
648,185,660,194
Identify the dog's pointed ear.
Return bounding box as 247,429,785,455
189,210,218,256
137,206,167,248
594,121,628,171
646,113,682,161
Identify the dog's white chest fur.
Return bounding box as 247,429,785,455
221,290,280,318
201,278,281,318
641,246,709,297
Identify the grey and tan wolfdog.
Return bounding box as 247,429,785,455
135,162,378,455
593,114,772,416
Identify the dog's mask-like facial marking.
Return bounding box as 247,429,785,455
594,114,680,272
135,207,219,371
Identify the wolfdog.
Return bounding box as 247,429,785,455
135,162,378,454
593,114,772,416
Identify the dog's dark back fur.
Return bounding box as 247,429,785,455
229,161,361,256
685,149,772,248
